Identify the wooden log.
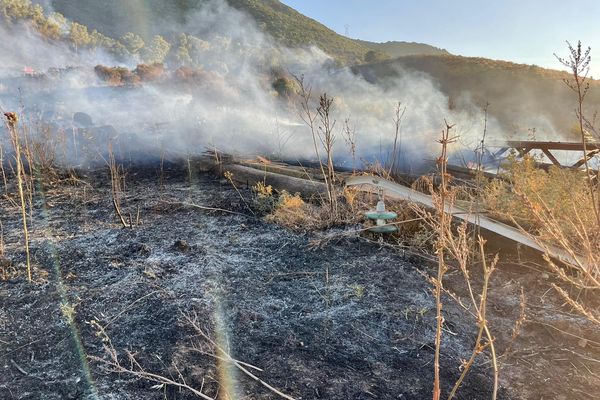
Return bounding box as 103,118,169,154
223,164,327,197
238,161,324,181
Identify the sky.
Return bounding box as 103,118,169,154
281,0,600,76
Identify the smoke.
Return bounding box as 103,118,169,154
0,0,497,172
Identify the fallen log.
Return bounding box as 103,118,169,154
223,164,327,197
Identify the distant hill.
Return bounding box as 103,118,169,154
357,40,450,58
354,54,600,137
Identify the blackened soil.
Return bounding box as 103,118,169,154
0,166,598,399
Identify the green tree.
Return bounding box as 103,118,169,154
49,11,67,28
173,34,192,66
121,32,145,55
143,35,171,64
69,22,91,52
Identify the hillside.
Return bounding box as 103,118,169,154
357,40,450,58
50,0,383,63
354,54,600,137
49,0,451,64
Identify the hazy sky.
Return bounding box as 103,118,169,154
281,0,600,76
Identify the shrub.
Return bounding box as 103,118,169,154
134,63,166,82
266,191,317,230
483,154,594,244
272,76,299,98
94,65,139,86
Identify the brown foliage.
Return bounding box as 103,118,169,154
134,63,166,81
94,65,139,86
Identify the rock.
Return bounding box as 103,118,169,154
0,258,11,269
173,239,190,252
136,243,152,256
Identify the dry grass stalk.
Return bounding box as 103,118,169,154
223,170,256,216
4,112,32,282
446,234,498,400
343,118,356,174
431,120,456,400
90,313,297,400
296,77,339,221
0,218,5,258
0,143,8,194
107,142,128,228
183,313,297,400
554,41,600,227
500,287,526,357
411,121,499,399
388,101,406,176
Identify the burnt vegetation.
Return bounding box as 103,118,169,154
0,2,599,400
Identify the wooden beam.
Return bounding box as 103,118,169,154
223,164,327,197
541,149,562,166
571,149,600,169
505,140,600,152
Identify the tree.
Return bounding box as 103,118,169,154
69,22,91,52
142,35,171,64
364,49,387,63
121,32,145,55
174,34,192,66
49,11,67,28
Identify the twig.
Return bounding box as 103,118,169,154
159,200,252,217
10,359,29,376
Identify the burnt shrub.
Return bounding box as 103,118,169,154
94,65,139,86
134,63,166,82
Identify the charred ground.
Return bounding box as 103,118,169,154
0,165,598,399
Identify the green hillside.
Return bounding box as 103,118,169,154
49,0,384,63
47,0,455,63
357,40,450,58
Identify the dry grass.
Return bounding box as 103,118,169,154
478,41,600,326
107,142,129,228
266,191,321,230
410,122,499,400
3,111,32,282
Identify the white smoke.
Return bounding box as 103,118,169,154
0,0,499,172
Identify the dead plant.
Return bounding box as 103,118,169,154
223,170,256,216
554,41,600,227
4,111,32,282
412,121,499,400
90,312,297,400
431,120,456,400
297,77,339,222
388,101,406,176
107,142,128,228
343,117,356,174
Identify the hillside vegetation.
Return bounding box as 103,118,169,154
50,0,381,63
357,40,450,58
